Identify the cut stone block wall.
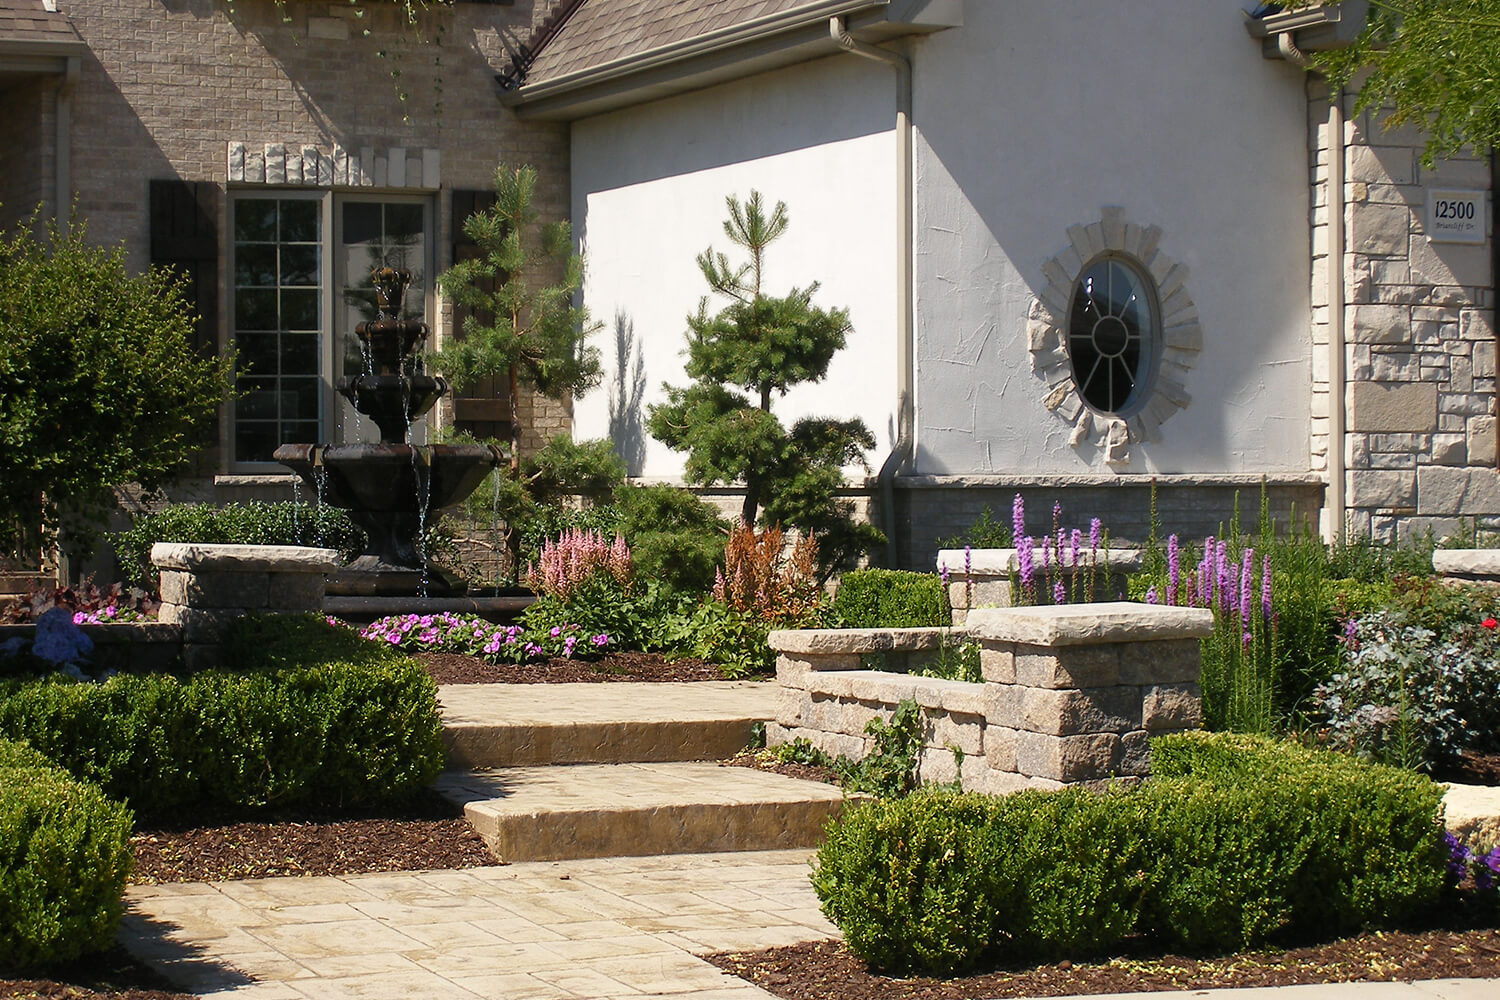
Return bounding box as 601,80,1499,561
937,547,1141,624
768,603,1214,793
151,542,338,668
1432,549,1500,584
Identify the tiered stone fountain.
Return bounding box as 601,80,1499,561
274,268,502,597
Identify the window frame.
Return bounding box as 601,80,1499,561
1064,251,1162,419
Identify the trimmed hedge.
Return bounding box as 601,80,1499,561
0,616,445,816
113,501,364,589
0,738,133,970
812,733,1446,973
833,569,948,629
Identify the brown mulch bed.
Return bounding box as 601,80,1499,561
724,749,842,786
126,790,496,885
0,946,194,1000
416,649,725,684
707,928,1500,1000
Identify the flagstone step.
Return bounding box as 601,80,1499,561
433,761,854,863
438,680,776,767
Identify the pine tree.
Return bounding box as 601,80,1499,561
647,191,884,577
434,164,602,476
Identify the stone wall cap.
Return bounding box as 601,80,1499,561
1433,549,1500,578
150,543,342,573
967,602,1215,645
936,548,1141,575
768,627,965,655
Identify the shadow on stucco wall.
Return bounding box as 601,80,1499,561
608,311,648,475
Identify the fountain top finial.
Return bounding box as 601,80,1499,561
370,267,412,320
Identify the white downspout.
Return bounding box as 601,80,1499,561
1276,30,1345,541
830,16,913,567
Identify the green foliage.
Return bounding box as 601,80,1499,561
0,212,234,559
837,699,925,798
612,485,728,596
936,508,1011,550
646,191,884,578
1145,732,1445,950
833,569,948,629
113,502,365,589
0,616,444,816
1316,0,1500,164
813,788,1149,974
434,164,602,469
0,737,133,970
814,733,1445,974
681,599,776,678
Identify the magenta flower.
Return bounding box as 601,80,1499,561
1012,494,1026,547
1261,554,1273,620
1069,529,1081,569
1239,548,1254,627
1089,517,1101,553
1054,580,1066,605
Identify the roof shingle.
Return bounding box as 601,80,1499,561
526,0,817,84
0,0,82,47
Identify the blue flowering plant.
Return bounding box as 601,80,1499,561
357,611,609,664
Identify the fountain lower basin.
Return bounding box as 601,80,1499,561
274,441,502,596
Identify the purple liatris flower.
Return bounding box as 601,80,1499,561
1166,534,1180,606
1054,580,1066,605
1052,501,1062,535
1242,631,1253,647
1018,536,1035,589
1089,517,1101,553
1145,586,1158,605
1240,548,1254,627
1012,493,1026,546
1042,535,1052,573
938,562,949,586
1069,529,1080,569
1261,554,1273,620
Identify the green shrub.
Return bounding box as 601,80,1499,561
612,484,728,596
0,617,444,815
1144,733,1445,950
813,788,1148,974
814,733,1445,973
0,737,133,970
833,569,948,628
114,502,364,589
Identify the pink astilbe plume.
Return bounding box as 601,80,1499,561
525,529,633,601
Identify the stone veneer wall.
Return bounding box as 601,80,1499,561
889,476,1324,572
1310,80,1498,540
768,603,1214,794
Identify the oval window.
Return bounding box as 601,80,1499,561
1066,257,1158,414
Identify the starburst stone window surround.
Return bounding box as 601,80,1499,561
1028,207,1200,467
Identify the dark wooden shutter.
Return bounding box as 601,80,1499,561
149,179,219,356
449,188,511,440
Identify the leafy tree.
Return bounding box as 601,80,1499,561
0,212,234,561
1314,0,1500,162
646,191,883,578
434,163,602,476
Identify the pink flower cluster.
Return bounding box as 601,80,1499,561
525,529,633,601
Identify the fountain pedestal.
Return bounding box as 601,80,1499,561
273,268,503,597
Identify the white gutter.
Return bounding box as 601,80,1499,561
829,15,913,567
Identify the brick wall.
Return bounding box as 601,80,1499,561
0,75,55,231
1310,80,1499,540
57,0,573,469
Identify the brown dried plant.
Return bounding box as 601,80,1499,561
712,523,822,624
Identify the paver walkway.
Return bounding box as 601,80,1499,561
120,849,836,999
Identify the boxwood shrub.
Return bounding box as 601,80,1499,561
113,501,364,589
0,615,445,816
0,738,133,970
833,569,949,628
812,733,1446,973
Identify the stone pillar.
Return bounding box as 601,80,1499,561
968,602,1213,791
151,543,340,669
938,548,1141,624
